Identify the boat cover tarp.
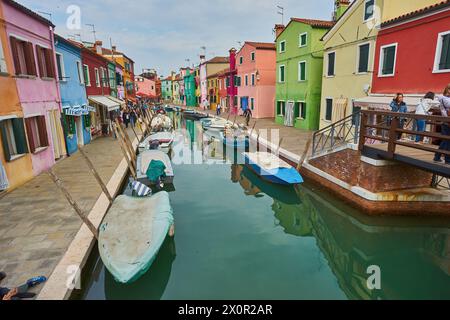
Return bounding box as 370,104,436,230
98,192,174,283
146,160,167,183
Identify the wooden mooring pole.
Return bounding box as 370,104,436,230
296,135,313,171
48,169,99,240
112,123,137,179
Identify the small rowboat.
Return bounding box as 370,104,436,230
151,114,173,131
183,112,209,121
98,192,175,284
201,117,229,130
137,150,174,186
243,152,303,185
139,132,174,153
220,131,249,149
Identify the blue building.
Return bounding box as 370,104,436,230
55,35,92,155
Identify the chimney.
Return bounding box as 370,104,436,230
229,48,236,70
334,0,350,21
274,24,285,38
200,55,206,65
94,40,103,55
111,45,117,53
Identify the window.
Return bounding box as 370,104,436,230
294,102,300,118
55,53,65,81
226,76,230,87
357,43,370,73
325,99,333,121
296,102,306,119
0,118,28,161
36,45,55,78
277,101,285,116
251,52,255,61
239,56,243,65
379,43,397,77
9,37,37,76
25,116,49,153
251,73,255,86
434,31,450,72
95,68,100,87
279,40,286,53
76,61,84,84
245,74,248,86
279,65,285,83
0,38,7,73
299,33,307,47
250,98,254,110
83,64,90,86
298,61,306,81
327,52,335,76
235,75,241,87
364,0,375,22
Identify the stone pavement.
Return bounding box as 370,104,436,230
0,130,133,295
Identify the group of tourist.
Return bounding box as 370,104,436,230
389,84,450,165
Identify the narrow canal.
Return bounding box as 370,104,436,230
79,114,450,300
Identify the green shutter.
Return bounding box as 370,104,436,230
0,121,11,161
12,118,28,154
382,46,395,75
439,34,450,70
328,53,335,76
359,44,369,73
301,102,307,119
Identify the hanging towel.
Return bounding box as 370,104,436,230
0,161,9,190
130,181,152,197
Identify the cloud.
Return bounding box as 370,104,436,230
16,0,335,76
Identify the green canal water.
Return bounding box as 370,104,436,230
80,117,450,300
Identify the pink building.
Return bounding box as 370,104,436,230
135,75,157,100
2,0,65,175
236,42,276,119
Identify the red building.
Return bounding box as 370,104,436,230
218,68,229,110
371,2,450,96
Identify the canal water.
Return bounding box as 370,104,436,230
80,115,450,300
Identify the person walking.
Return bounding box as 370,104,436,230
390,93,408,140
243,108,252,127
122,109,130,128
216,104,222,116
433,84,450,164
415,92,435,143
130,110,137,128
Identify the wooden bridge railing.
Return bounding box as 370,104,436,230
358,110,450,159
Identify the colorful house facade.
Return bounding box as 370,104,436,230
199,56,229,109
218,68,229,111
184,69,197,107
370,2,450,96
0,0,33,191
135,74,158,101
3,0,66,176
236,42,276,119
207,71,220,111
55,35,91,155
161,76,173,102
275,17,334,130
319,0,443,128
226,48,238,114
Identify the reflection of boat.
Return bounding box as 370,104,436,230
240,165,301,205
201,117,229,130
244,152,303,185
104,237,176,300
137,150,174,186
98,192,174,284
220,131,249,149
139,132,174,153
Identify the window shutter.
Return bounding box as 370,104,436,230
25,42,37,76
439,34,450,70
0,121,11,161
37,116,49,147
25,118,36,153
45,49,55,78
359,44,369,73
9,37,21,75
36,45,44,77
12,118,28,154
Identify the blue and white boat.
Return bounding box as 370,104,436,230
220,131,249,149
243,152,303,185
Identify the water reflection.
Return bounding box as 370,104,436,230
234,163,450,300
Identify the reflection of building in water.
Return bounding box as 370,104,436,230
233,162,450,300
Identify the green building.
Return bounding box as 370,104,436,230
161,77,173,102
108,61,117,98
184,70,197,107
275,18,334,130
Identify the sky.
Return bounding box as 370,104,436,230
16,0,336,77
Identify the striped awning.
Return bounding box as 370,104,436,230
88,96,121,112
63,104,96,116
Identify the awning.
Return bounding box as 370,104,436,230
88,96,121,112
353,95,426,112
62,104,96,116
107,96,126,108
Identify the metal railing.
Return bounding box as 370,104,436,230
312,112,361,157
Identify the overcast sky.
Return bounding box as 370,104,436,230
17,0,335,76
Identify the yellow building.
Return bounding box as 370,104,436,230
194,67,201,106
207,72,220,111
319,0,442,129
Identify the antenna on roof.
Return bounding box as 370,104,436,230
86,23,97,42
276,5,284,25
